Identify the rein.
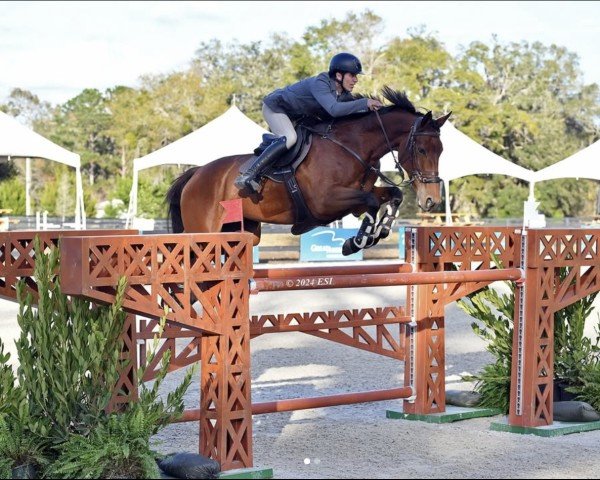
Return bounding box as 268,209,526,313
316,111,442,189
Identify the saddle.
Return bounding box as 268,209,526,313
240,124,313,183
240,123,331,235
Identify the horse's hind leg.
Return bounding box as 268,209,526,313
243,219,262,246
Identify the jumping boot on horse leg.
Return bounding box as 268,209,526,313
234,136,288,193
374,194,403,241
342,212,377,256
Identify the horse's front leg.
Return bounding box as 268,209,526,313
339,186,403,256
338,190,381,256
372,186,403,241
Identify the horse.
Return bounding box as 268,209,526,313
166,87,450,256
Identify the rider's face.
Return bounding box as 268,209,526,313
336,72,358,92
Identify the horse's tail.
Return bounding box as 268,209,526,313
166,167,200,233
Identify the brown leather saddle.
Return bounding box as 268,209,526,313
240,124,329,235
240,124,312,181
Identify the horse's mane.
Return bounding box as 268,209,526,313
353,86,421,116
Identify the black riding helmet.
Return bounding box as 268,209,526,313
328,52,363,77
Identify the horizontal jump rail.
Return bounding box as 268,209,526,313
173,386,414,423
251,268,525,293
253,262,413,279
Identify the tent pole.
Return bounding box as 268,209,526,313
25,157,31,216
75,166,81,227
75,165,85,228
528,181,535,201
444,179,453,226
126,167,139,228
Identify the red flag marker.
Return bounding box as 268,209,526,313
220,199,244,230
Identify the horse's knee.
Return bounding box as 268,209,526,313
364,193,380,210
391,187,403,205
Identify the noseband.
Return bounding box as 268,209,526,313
375,111,442,185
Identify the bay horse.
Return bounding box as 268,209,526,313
167,87,450,255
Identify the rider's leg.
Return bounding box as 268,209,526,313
234,104,297,192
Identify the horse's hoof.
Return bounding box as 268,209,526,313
342,238,358,256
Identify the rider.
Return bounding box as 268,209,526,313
234,52,384,193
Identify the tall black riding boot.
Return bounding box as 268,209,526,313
234,136,288,193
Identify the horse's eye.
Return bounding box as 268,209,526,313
417,147,426,155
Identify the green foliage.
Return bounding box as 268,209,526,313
553,267,600,410
0,176,25,215
0,238,195,477
566,360,600,411
457,264,515,413
137,167,181,218
0,160,17,183
47,409,161,479
0,415,47,475
0,87,52,127
0,343,19,417
458,262,600,413
14,237,128,445
554,270,599,385
0,336,47,474
49,317,195,479
0,458,9,479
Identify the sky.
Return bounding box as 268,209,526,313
1,1,600,106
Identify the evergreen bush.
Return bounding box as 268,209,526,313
48,338,195,479
14,239,127,445
0,237,195,478
458,261,600,413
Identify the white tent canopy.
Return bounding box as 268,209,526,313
0,111,85,226
126,105,268,224
533,139,600,183
380,121,534,223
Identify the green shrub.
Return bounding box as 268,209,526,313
554,278,599,389
14,238,127,445
1,236,195,478
0,415,47,477
458,270,515,413
48,319,195,479
458,262,600,414
0,343,21,418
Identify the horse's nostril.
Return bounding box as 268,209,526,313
425,198,434,209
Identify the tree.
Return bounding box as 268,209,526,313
0,88,52,128
7,11,598,221
447,37,600,218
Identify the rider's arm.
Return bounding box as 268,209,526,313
310,75,369,118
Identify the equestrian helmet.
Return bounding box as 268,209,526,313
328,52,363,76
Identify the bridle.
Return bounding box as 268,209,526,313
374,110,442,186
315,110,442,189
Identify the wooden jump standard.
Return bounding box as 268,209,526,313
4,226,600,472
54,226,529,471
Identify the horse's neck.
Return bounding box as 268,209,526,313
355,111,416,163
327,111,416,165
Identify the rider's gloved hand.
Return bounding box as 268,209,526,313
368,99,383,111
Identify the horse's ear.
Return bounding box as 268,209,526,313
420,111,433,128
435,111,452,129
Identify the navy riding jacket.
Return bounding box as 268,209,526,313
263,72,369,121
